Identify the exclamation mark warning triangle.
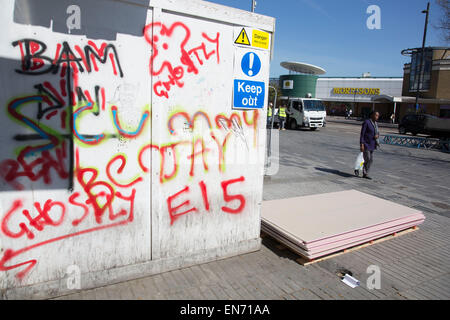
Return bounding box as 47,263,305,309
235,28,251,46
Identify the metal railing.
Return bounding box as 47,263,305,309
381,134,450,153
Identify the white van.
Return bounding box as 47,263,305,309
280,97,327,130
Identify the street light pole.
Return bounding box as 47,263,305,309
415,1,430,113
251,0,257,12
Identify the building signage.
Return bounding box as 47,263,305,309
283,80,294,89
234,27,271,51
233,51,265,109
233,79,265,108
232,28,270,110
251,29,270,49
333,87,380,95
235,28,251,46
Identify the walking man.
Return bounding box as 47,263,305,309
279,104,287,130
267,102,273,128
359,111,380,180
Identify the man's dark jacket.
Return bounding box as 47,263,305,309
360,119,377,151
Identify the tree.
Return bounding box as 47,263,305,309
435,0,450,43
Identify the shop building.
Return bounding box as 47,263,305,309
315,76,403,120
278,61,325,99
376,46,450,121
277,47,450,122
278,61,403,121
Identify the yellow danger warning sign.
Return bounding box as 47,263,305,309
234,28,251,46
252,29,270,49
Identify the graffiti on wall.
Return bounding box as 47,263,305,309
0,20,261,280
144,21,220,99
1,39,123,191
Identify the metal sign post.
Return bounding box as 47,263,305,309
266,86,277,170
251,0,257,12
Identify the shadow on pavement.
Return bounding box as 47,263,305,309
261,234,301,263
314,167,356,178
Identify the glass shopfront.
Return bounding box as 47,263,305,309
409,48,433,92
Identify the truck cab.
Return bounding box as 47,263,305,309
280,97,327,130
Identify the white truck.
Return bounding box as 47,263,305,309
279,97,327,130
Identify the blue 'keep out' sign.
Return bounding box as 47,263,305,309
241,52,261,77
233,79,265,109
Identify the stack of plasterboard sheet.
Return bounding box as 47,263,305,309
261,190,425,260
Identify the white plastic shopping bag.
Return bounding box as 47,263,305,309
354,152,364,171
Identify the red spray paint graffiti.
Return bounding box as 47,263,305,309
0,141,69,191
1,20,260,282
167,176,246,225
0,147,146,280
143,21,220,98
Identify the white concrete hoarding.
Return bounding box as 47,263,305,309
0,0,275,298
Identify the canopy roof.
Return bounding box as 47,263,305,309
371,94,450,104
280,61,326,75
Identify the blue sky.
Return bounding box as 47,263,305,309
206,0,448,77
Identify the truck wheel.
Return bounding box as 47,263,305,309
399,126,406,134
289,119,297,130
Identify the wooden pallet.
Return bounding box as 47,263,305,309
261,226,419,266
